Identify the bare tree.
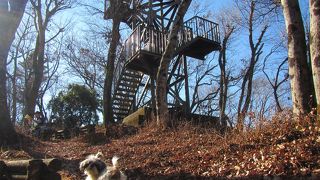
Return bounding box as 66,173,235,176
189,60,219,114
103,0,130,131
0,0,28,144
281,0,314,115
37,34,66,120
156,0,192,129
189,1,212,18
7,16,34,124
309,0,320,118
236,0,268,130
63,36,106,91
215,7,240,131
262,54,289,112
251,77,273,122
24,0,73,117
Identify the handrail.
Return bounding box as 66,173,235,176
123,16,220,63
124,25,169,61
184,16,219,27
184,16,220,44
113,46,127,93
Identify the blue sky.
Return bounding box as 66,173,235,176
39,0,311,120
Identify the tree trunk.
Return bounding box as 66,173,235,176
24,0,71,119
24,24,46,117
237,1,267,131
156,0,191,129
273,58,289,112
103,18,120,128
12,52,18,124
0,0,28,145
309,0,320,118
274,88,282,112
218,26,234,132
281,0,314,115
103,0,131,134
24,0,47,117
10,42,22,124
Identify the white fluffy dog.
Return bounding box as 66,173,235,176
79,152,127,180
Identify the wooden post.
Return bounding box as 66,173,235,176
27,159,46,180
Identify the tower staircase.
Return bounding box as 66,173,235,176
112,63,143,122
112,16,221,122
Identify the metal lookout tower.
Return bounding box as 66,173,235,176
104,0,221,124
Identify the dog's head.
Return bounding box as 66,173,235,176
79,152,106,180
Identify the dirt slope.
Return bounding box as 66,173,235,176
1,113,320,179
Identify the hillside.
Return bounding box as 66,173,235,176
1,113,320,179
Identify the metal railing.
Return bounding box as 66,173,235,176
184,16,220,44
124,25,168,60
177,26,193,48
113,49,126,93
123,16,220,62
112,16,221,118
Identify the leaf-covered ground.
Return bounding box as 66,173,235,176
2,112,320,179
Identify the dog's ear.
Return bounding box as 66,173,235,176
79,159,90,171
95,151,104,159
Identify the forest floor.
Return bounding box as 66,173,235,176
2,112,320,179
